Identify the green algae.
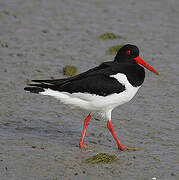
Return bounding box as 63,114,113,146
99,32,121,40
106,45,123,55
85,153,118,164
63,65,78,77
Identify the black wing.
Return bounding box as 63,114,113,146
55,74,125,96
24,61,118,95
25,74,125,96
31,61,114,86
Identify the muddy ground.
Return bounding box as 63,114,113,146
0,0,179,179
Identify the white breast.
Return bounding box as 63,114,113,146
101,73,141,109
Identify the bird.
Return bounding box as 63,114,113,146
24,44,159,151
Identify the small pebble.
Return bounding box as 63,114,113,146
171,172,175,176
42,29,48,33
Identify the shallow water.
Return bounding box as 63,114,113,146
0,0,179,179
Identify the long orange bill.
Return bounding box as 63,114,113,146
134,56,159,75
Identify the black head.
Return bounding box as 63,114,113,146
114,44,159,75
114,44,139,62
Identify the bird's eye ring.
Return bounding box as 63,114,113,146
126,50,131,55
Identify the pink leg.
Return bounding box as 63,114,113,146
107,120,129,151
79,113,91,149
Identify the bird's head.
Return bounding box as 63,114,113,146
114,44,159,75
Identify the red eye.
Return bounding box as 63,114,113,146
126,50,131,55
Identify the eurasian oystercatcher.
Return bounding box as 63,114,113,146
24,44,159,151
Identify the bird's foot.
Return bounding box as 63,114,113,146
118,145,140,151
80,143,89,149
80,143,95,151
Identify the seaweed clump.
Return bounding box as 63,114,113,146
99,32,121,40
63,65,78,77
85,153,118,164
106,45,123,55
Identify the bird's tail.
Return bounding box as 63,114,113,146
24,86,45,94
24,80,55,94
24,77,72,94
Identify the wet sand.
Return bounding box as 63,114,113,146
0,0,179,179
